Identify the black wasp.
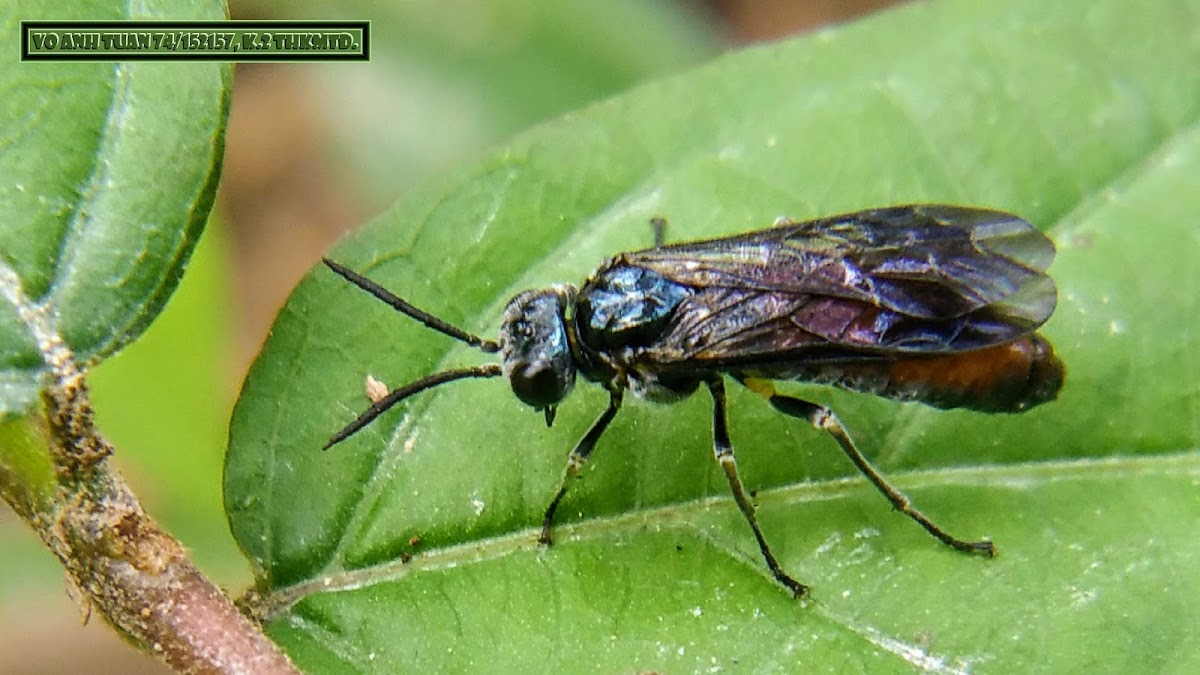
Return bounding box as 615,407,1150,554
322,204,1064,597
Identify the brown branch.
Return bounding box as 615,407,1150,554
0,268,298,674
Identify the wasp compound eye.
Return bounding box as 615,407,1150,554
499,287,576,409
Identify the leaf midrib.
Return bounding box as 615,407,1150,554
263,449,1200,620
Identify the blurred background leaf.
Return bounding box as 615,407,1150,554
246,0,722,207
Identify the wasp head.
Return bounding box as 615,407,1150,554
499,286,578,416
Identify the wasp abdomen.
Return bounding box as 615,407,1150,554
881,333,1065,413
738,333,1063,413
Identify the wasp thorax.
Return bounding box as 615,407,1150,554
499,286,578,409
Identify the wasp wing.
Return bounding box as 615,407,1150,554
621,205,1056,366
627,204,1055,326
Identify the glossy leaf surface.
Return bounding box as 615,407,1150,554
226,0,1200,671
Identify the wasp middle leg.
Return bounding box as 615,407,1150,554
707,376,808,597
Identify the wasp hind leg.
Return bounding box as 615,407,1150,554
739,377,995,557
707,377,808,598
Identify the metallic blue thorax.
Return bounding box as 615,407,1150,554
575,265,691,352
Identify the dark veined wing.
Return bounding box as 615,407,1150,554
643,287,1033,367
626,204,1056,329
617,205,1057,367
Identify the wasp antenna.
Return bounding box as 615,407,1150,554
322,258,501,353
323,364,502,450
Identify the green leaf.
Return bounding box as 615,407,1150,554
0,0,230,414
226,0,1200,671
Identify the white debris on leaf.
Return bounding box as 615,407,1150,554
365,374,389,403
